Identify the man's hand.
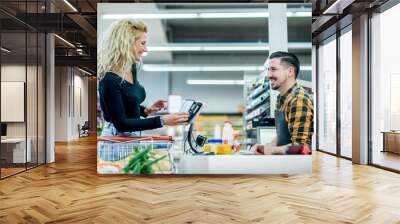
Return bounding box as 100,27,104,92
250,144,275,155
251,144,265,155
250,144,287,155
145,100,167,115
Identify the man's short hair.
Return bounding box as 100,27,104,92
269,51,300,78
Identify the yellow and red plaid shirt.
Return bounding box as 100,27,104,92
276,83,314,146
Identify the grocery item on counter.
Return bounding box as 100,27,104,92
214,124,221,139
207,139,223,144
216,144,233,155
233,130,240,152
222,121,234,144
206,139,223,154
203,144,212,152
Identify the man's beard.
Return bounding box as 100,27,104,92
270,82,280,90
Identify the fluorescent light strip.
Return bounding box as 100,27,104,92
102,13,198,20
187,79,245,85
102,11,311,20
148,46,202,51
301,65,312,71
54,34,75,48
202,66,260,71
143,65,312,72
77,67,92,76
1,47,11,53
63,0,78,12
322,0,342,15
286,11,312,17
143,65,202,72
202,46,269,51
199,12,269,18
147,42,310,52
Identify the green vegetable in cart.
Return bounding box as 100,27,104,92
123,145,167,174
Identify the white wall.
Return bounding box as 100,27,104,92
1,65,35,137
137,71,169,108
54,67,89,141
1,64,46,164
55,67,68,141
72,74,89,138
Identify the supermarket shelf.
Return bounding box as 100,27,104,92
249,83,269,100
194,114,245,141
246,92,270,112
244,69,276,145
245,104,269,121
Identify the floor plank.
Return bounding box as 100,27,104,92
0,136,400,223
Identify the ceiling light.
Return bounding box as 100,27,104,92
289,11,312,17
142,64,312,72
322,0,345,15
202,46,269,51
143,65,201,72
63,0,78,12
77,67,92,76
300,65,312,71
101,11,311,20
143,65,261,72
148,46,202,51
199,12,269,18
1,47,11,53
147,42,309,52
202,66,260,71
54,34,75,48
102,13,198,20
187,79,245,85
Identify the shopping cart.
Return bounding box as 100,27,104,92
97,136,175,174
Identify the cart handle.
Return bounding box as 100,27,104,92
97,136,174,142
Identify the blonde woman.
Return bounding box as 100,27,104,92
98,19,189,137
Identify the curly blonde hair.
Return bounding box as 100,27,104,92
97,19,147,81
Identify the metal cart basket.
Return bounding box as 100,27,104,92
97,136,175,174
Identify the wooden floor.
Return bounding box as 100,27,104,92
1,136,400,223
1,167,26,178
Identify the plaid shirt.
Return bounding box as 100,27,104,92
276,83,314,146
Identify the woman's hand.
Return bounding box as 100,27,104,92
161,112,190,126
145,100,167,115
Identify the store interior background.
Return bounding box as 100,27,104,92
1,0,400,179
97,3,313,150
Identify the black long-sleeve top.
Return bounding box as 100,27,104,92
99,67,162,132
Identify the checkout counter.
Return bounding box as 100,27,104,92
175,153,311,174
